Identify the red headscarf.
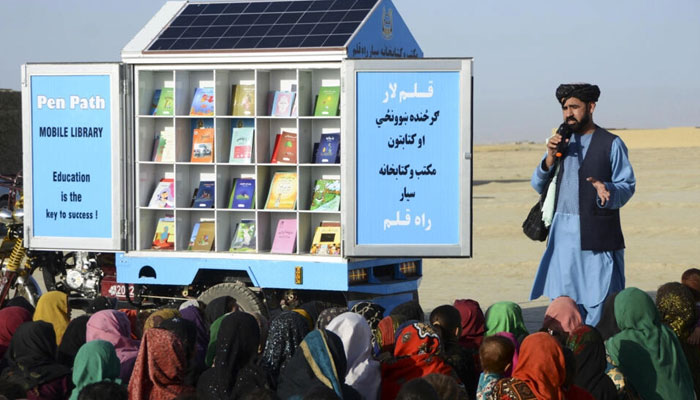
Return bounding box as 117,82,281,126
453,299,485,349
543,296,583,334
377,316,399,354
380,322,454,399
0,306,32,357
128,328,194,400
512,332,566,400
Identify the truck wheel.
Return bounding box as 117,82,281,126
197,282,266,317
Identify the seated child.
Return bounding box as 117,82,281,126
430,305,477,395
477,335,514,400
681,268,700,345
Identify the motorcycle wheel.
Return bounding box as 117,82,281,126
8,275,42,307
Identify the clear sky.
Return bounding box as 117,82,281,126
1,0,698,143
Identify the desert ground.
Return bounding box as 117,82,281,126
418,127,700,331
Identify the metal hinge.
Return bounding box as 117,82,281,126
464,152,472,160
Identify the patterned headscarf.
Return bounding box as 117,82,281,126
260,311,311,381
380,322,454,399
350,302,385,330
33,291,70,345
127,328,194,399
143,308,180,332
316,307,348,330
656,282,697,341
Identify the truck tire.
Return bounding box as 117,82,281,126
197,281,266,317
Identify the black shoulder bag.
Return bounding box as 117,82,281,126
522,159,559,242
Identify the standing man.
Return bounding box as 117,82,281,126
529,84,636,325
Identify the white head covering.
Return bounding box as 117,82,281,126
326,312,381,400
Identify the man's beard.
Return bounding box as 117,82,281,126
566,112,590,132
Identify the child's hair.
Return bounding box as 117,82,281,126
681,268,700,301
396,377,440,400
423,373,468,400
429,305,462,341
479,335,515,374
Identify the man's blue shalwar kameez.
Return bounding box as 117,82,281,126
529,132,636,325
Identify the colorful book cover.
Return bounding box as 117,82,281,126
189,87,215,116
271,91,295,117
228,178,255,209
229,220,256,252
313,86,340,116
309,225,341,255
155,87,174,116
309,179,340,211
271,218,297,254
190,118,214,163
151,216,175,250
265,172,297,210
152,126,175,162
228,118,255,163
187,222,200,250
270,131,297,164
191,221,215,251
232,84,255,116
149,89,161,115
148,178,175,208
193,181,215,208
315,133,340,164
290,94,298,117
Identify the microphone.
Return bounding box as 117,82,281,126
555,123,573,158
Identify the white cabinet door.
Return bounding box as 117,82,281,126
343,58,472,257
22,63,125,251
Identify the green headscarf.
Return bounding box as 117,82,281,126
70,340,122,400
205,313,230,367
484,301,529,341
605,287,694,400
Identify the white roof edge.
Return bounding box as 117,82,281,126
121,50,349,65
121,1,186,58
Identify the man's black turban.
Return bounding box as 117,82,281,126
555,83,600,104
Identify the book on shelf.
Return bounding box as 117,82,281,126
290,94,298,117
266,91,275,115
147,178,175,208
271,218,297,254
314,133,340,164
149,89,161,115
192,181,215,208
190,119,214,163
314,86,340,116
229,220,256,252
151,216,175,250
231,84,255,116
189,87,214,116
270,131,297,164
151,126,175,162
189,220,215,251
154,88,174,116
309,179,340,211
270,91,295,117
228,119,255,164
265,172,297,210
309,224,341,255
228,178,255,209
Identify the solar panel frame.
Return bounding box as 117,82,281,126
146,0,379,52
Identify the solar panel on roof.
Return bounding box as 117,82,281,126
145,0,378,52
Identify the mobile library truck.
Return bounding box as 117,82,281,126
21,0,472,314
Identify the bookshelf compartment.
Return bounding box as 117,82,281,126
138,164,174,208
215,69,255,116
176,117,215,163
137,70,174,116
175,70,215,116
138,209,175,252
259,211,297,254
298,212,341,256
298,68,341,117
176,210,216,252
299,166,341,211
298,119,340,164
256,118,298,164
138,118,175,162
216,165,256,209
258,166,298,211
218,211,256,253
256,69,297,116
175,164,216,209
218,117,256,164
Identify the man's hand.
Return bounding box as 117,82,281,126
545,134,568,170
586,177,610,206
688,326,700,346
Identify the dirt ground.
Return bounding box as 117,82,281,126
418,127,700,331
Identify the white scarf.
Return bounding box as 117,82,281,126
542,161,560,228
326,312,381,400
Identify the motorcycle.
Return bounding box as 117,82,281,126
0,172,106,308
